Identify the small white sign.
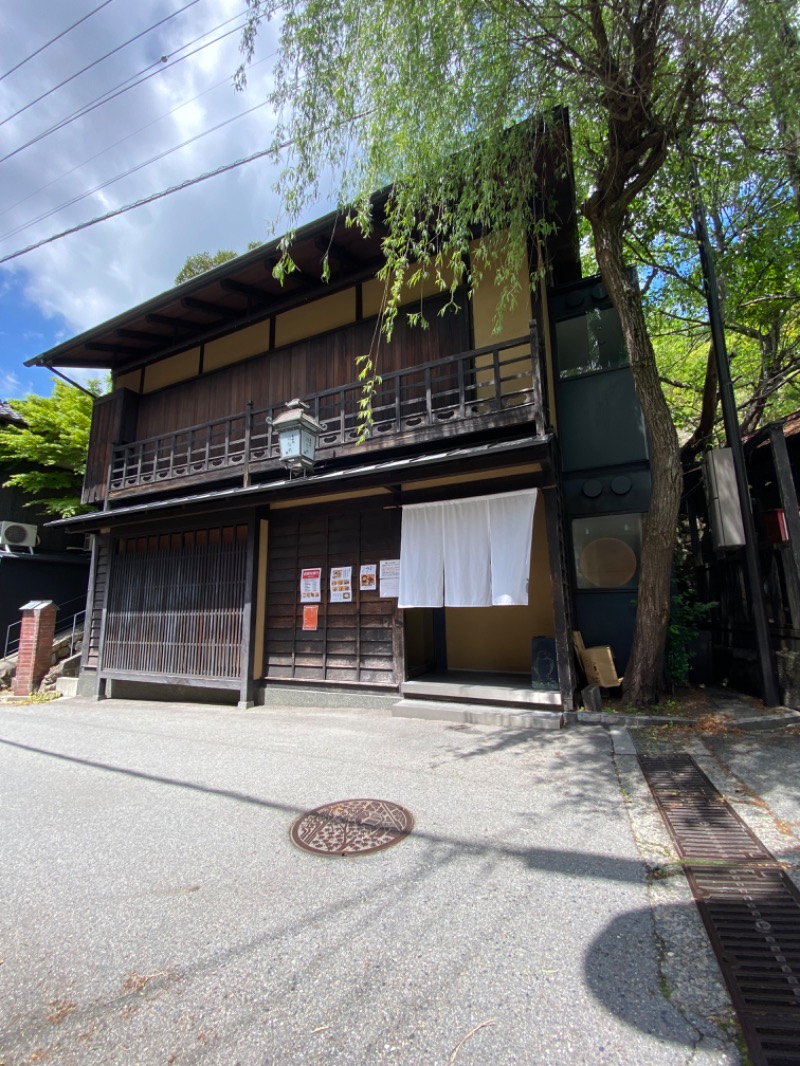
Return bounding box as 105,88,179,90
360,564,377,591
379,559,400,599
330,566,352,603
300,567,322,603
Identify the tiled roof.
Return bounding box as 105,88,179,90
0,401,26,427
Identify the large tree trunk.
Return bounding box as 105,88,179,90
588,212,684,703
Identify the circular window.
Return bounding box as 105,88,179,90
579,537,637,588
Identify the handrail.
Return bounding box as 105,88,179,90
4,618,21,660
108,331,545,494
3,594,87,661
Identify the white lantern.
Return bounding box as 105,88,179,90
273,399,323,473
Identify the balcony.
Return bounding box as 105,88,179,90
106,334,548,499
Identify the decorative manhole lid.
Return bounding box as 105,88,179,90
290,798,414,857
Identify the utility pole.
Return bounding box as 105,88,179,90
688,156,781,707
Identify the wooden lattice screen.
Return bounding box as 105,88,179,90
102,525,248,682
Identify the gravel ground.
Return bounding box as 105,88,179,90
0,698,741,1066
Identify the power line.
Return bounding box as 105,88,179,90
0,52,272,221
0,11,248,166
0,0,118,83
1,99,271,243
0,113,372,267
0,146,277,266
0,0,205,131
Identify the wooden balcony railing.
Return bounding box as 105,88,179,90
108,331,548,496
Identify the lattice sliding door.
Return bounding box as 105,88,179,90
102,525,248,683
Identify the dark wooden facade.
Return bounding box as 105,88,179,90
265,507,401,685
686,420,800,703
27,125,605,709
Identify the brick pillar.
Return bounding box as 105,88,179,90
13,600,57,697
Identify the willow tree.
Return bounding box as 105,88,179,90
237,0,738,703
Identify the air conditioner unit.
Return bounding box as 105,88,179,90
0,521,38,551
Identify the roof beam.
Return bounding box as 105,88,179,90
146,312,197,332
181,296,239,318
220,278,272,303
263,255,323,289
85,341,154,355
314,235,364,275
117,327,166,343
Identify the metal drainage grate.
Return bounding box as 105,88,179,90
290,798,414,857
640,755,800,1066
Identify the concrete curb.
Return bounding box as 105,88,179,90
731,709,800,730
577,710,693,728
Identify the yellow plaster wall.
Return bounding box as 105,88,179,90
470,239,532,349
275,289,355,348
205,320,270,372
361,268,457,320
470,238,534,403
445,493,554,672
361,278,386,320
114,370,141,393
142,348,201,393
253,519,269,677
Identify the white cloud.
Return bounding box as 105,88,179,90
0,0,296,345
0,369,21,394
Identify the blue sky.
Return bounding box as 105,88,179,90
0,271,68,396
0,0,300,401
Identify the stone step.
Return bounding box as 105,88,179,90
401,676,561,708
392,699,563,730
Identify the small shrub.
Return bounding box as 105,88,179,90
665,590,716,686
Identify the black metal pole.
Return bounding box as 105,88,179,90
688,156,781,707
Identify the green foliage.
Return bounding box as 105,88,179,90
175,249,238,284
665,589,717,687
0,379,103,517
233,0,775,700
627,0,800,450
175,242,264,285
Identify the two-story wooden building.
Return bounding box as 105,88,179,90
27,132,651,715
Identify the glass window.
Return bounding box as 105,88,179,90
556,307,628,379
572,513,642,590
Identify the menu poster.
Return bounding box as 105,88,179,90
360,564,378,591
300,567,322,603
330,566,352,603
379,559,400,598
302,605,319,631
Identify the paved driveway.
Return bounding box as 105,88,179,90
0,699,737,1065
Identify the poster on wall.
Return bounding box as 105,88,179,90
302,605,319,631
330,566,352,602
300,568,322,603
379,559,401,598
360,564,377,591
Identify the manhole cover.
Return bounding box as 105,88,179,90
290,798,414,857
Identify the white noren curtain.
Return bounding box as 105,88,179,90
398,489,537,608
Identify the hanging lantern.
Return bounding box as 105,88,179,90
273,399,323,474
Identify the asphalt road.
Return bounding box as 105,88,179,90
0,698,740,1065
